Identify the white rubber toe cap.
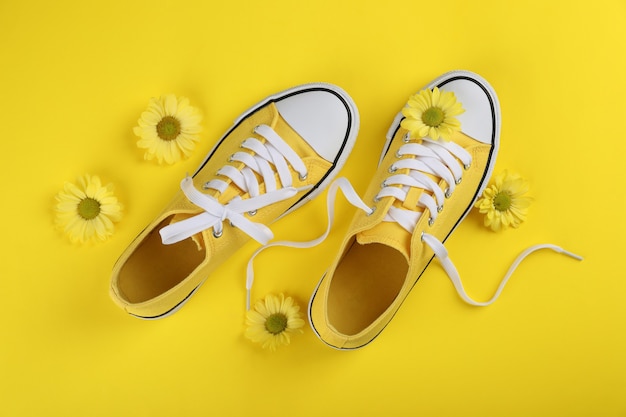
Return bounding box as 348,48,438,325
275,87,352,162
436,72,500,145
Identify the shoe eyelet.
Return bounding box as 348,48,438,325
202,183,210,190
213,229,223,238
445,188,452,198
228,154,235,163
428,217,435,227
403,134,411,143
464,162,471,170
437,205,444,213
299,172,308,181
380,181,388,189
367,206,377,216
395,150,403,158
455,177,462,185
248,210,257,216
388,165,397,174
373,195,381,203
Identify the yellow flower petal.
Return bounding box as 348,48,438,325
54,175,123,244
133,94,202,165
402,88,464,140
163,94,178,115
475,170,532,232
245,293,304,351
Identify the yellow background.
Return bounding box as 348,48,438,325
1,0,624,415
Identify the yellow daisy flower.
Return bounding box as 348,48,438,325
134,94,202,165
475,170,532,232
245,293,305,351
401,87,464,140
55,175,123,244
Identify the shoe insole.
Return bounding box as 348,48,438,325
327,241,407,335
118,218,206,303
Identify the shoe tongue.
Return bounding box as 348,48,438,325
355,158,445,262
356,220,412,263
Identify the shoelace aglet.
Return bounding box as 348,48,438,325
538,244,583,262
554,246,583,261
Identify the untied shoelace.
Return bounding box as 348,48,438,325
159,124,313,246
245,134,583,310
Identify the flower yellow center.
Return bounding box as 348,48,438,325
156,116,181,141
77,197,101,220
422,106,445,127
265,313,288,335
493,192,512,212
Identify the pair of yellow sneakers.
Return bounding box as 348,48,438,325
110,70,580,350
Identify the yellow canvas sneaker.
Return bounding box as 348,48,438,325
111,83,359,319
308,71,582,349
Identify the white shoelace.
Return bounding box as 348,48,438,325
245,178,371,309
420,235,582,306
160,124,312,246
245,136,582,310
380,135,472,232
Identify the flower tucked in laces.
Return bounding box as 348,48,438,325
134,94,202,164
475,170,532,232
401,87,464,140
55,175,123,243
245,293,305,351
